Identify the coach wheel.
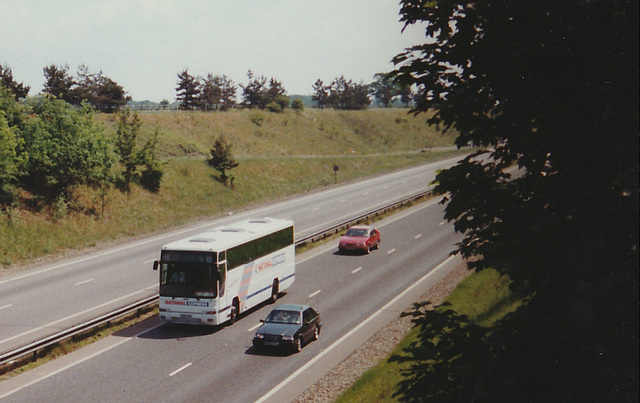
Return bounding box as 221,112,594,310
270,279,279,304
229,299,239,325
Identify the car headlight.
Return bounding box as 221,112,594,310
254,333,264,339
281,335,294,341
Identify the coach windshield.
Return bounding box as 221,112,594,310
159,251,218,298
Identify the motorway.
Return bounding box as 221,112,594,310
0,155,463,356
0,193,463,402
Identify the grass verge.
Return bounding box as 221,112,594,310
335,268,524,402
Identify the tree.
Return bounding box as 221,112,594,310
137,129,164,193
370,73,395,107
115,108,142,190
240,70,268,109
391,0,638,400
0,111,21,210
93,75,129,113
42,64,76,103
241,71,288,110
311,79,329,108
330,76,370,110
19,97,115,202
265,78,286,105
0,82,26,128
47,65,130,112
396,83,412,107
0,64,30,100
200,74,237,111
176,69,201,111
313,77,371,110
114,108,163,192
207,135,239,187
291,98,304,111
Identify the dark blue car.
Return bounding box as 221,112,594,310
252,304,322,353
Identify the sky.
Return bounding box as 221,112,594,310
1,0,427,102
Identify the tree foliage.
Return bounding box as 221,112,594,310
19,97,115,201
42,64,130,112
115,108,163,192
42,64,76,103
200,74,237,111
391,0,638,400
0,111,21,209
0,64,30,100
207,135,239,187
176,69,201,111
291,98,304,112
370,72,413,107
370,73,395,107
240,71,288,111
312,76,371,110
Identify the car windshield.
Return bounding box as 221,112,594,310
266,310,301,324
345,228,368,237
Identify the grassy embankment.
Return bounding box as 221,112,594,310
0,108,464,271
336,268,525,402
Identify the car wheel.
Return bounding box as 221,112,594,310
312,325,319,341
294,337,303,353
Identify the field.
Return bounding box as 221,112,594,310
0,108,463,271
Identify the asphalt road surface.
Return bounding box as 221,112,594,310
0,156,463,355
1,196,463,402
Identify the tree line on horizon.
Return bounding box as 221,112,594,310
174,69,413,112
1,63,414,113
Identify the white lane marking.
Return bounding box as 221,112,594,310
143,258,156,265
256,255,458,403
439,221,446,226
312,207,320,211
415,234,423,239
0,304,13,311
351,267,362,274
1,156,460,287
387,248,396,254
308,290,321,298
169,363,192,377
0,321,166,399
248,323,262,332
0,284,157,346
299,189,441,241
0,218,225,285
297,198,443,267
339,199,346,203
74,278,95,286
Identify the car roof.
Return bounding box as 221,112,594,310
273,303,312,312
348,225,373,230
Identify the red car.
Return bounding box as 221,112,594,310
338,225,381,254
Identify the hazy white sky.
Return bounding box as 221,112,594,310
1,0,426,102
